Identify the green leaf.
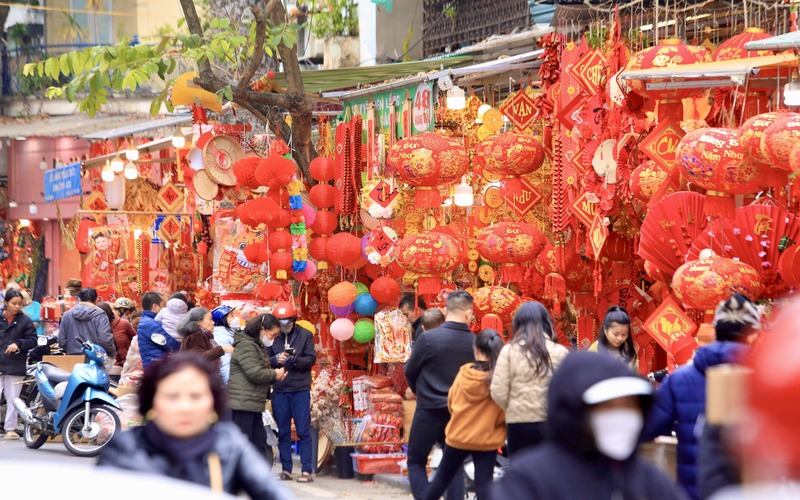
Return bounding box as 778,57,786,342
122,72,137,90
166,59,176,75
219,18,230,29
37,61,44,76
108,46,118,58
149,95,163,116
59,54,70,76
72,52,85,74
44,57,59,79
111,69,123,89
177,18,186,28
45,87,62,99
65,84,76,102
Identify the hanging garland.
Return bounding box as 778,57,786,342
287,178,308,275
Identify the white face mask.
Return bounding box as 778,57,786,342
228,316,243,330
589,408,643,461
261,336,274,347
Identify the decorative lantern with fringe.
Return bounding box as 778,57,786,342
473,286,521,326
475,132,545,196
395,231,462,295
762,114,800,171
476,222,546,283
672,257,761,310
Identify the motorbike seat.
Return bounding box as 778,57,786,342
40,362,72,384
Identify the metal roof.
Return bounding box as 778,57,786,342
0,113,192,139
620,53,797,81
745,30,800,51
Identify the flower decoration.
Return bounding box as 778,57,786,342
287,178,309,276
364,226,399,267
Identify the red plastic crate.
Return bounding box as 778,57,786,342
351,453,406,475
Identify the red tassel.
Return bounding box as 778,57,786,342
544,273,566,314
481,314,505,338
704,192,735,219
417,276,441,296
501,177,523,198
414,187,441,209
500,264,525,284
555,242,566,273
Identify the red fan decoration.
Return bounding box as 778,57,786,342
638,192,708,278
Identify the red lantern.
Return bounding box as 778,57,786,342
762,114,800,171
778,245,800,287
395,231,462,295
237,197,280,227
308,236,329,262
243,242,270,265
311,211,338,234
387,132,468,208
714,28,772,61
740,112,795,169
672,257,762,310
630,161,669,202
475,132,545,196
600,233,631,261
232,157,261,189
370,276,401,304
676,128,766,216
476,222,546,283
269,251,293,280
268,230,292,253
309,184,337,209
255,155,296,188
267,187,289,207
326,232,362,267
310,157,335,182
472,286,522,325
267,209,291,231
255,281,283,301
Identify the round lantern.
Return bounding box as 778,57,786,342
472,286,522,325
625,39,711,101
330,303,354,318
243,242,270,265
105,175,126,210
267,187,289,206
740,112,795,169
269,251,293,280
330,318,355,341
328,281,358,307
387,132,468,208
353,294,378,316
355,282,369,296
309,184,336,209
326,232,362,267
395,232,463,295
630,161,669,202
761,114,800,171
672,257,761,310
714,28,772,61
255,281,282,301
312,211,338,234
268,231,292,253
255,155,296,189
267,209,291,231
476,222,546,283
232,157,261,189
370,276,401,304
353,319,376,343
237,197,280,227
309,157,335,182
474,132,544,196
308,236,329,262
778,245,800,287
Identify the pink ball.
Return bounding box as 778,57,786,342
293,260,317,282
330,318,355,341
302,203,316,227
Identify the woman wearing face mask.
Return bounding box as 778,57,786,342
211,305,240,385
98,353,290,499
228,314,287,468
589,306,638,371
493,351,682,499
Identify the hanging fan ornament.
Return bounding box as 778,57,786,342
204,135,244,186
592,139,618,185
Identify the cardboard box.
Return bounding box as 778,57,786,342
706,364,752,425
112,385,138,398
402,400,416,438
42,355,85,372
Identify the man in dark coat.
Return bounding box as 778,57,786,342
404,290,475,500
645,293,760,500
58,287,116,359
138,291,181,368
494,351,683,499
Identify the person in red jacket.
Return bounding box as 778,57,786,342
99,302,135,367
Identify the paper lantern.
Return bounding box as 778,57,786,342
714,28,772,61
740,112,795,169
387,132,468,208
395,232,463,295
630,161,669,202
355,282,369,296
328,281,358,307
255,281,282,301
309,236,328,261
268,230,292,253
267,209,291,231
310,157,335,182
255,155,296,189
625,39,711,101
474,132,545,195
762,114,800,171
237,197,279,227
353,319,376,343
330,303,354,318
232,156,261,189
326,232,362,267
672,257,761,310
344,256,368,270
354,294,378,316
370,276,401,304
309,183,336,209
476,222,546,283
311,211,338,234
266,187,289,207
778,244,800,287
269,251,293,280
473,286,522,325
330,318,355,341
243,242,270,265
294,259,317,282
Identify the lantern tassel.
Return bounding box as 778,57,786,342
501,263,525,284
704,191,736,219
500,177,523,198
417,276,441,296
544,273,566,315
414,187,441,209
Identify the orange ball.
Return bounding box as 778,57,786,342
328,281,358,307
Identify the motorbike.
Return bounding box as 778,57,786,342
14,340,120,457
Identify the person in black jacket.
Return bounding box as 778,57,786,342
267,301,316,483
493,351,684,499
98,352,290,500
0,289,37,438
400,293,427,342
404,290,475,500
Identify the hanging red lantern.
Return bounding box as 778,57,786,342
232,156,262,189
629,161,669,202
309,184,337,209
255,281,283,301
740,112,796,169
672,257,761,310
676,128,766,216
308,236,329,261
472,286,522,325
309,156,335,182
311,211,338,234
600,233,631,261
255,155,296,188
474,132,545,196
267,208,291,231
269,251,293,280
268,231,292,253
714,28,772,61
267,187,290,207
762,114,800,171
395,231,462,295
778,245,800,287
476,222,546,283
387,132,468,208
243,242,270,265
326,232,362,267
237,197,279,227
370,276,401,304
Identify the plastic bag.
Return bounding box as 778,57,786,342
119,336,143,387
363,374,393,390
262,408,279,447
114,393,143,430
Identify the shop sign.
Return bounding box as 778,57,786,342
342,81,435,139
44,162,82,202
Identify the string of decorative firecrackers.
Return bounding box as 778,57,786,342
334,121,348,218
344,115,363,229
287,178,308,275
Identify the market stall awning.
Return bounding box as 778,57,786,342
0,113,191,139
619,53,798,81
273,56,474,95
81,114,192,140
745,31,800,52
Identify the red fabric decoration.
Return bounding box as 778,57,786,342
255,281,283,301
473,286,521,325
762,115,800,171
243,242,270,265
310,157,335,182
326,232,362,267
255,155,297,189
76,219,99,253
370,276,401,304
740,112,796,170
714,28,772,61
395,232,462,295
268,230,292,253
309,184,337,209
625,39,711,101
232,157,262,189
476,222,546,283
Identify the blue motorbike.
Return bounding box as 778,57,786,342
14,341,120,457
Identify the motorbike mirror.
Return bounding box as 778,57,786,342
37,336,47,346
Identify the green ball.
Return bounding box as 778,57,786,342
353,319,376,344
354,282,369,296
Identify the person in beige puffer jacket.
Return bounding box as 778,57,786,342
490,301,569,458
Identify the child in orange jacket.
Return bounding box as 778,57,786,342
423,329,506,500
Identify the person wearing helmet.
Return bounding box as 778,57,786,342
113,297,137,321
211,305,239,385
644,293,761,500
267,301,316,483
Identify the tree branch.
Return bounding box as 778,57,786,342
236,3,267,96
178,0,215,82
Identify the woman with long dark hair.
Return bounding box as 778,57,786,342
490,301,569,457
0,289,37,438
589,306,637,370
423,329,506,500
